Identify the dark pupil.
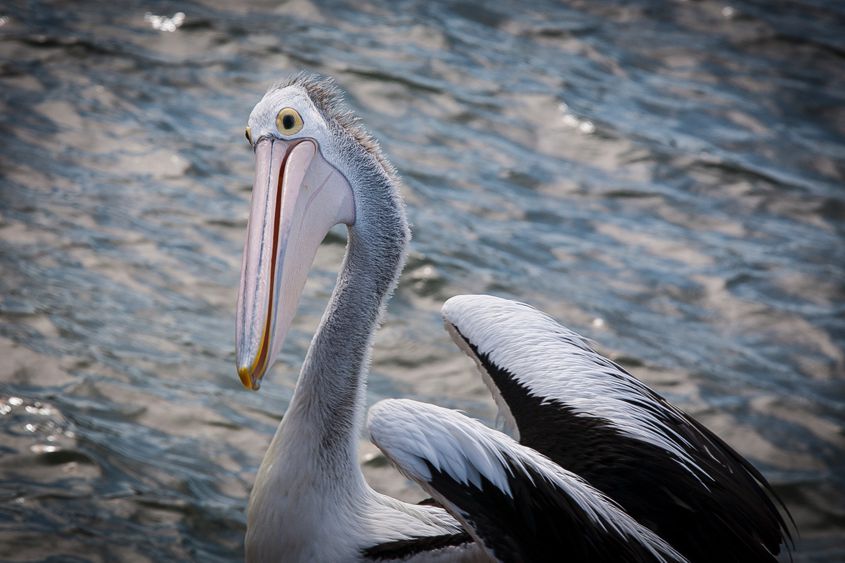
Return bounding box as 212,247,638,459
282,114,295,130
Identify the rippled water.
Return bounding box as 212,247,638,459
1,0,843,560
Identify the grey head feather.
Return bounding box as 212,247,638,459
268,72,399,184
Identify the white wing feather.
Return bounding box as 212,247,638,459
442,294,711,479
368,398,687,563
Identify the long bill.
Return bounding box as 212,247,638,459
236,138,355,390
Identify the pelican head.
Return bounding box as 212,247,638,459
236,73,408,390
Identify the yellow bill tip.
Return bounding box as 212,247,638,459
237,365,258,391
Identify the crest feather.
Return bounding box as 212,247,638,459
269,72,398,182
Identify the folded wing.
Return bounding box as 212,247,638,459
441,294,792,562
368,398,686,563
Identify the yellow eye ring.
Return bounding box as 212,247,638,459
276,107,304,136
245,126,252,144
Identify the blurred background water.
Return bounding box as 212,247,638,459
0,0,843,560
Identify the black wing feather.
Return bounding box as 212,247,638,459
426,459,679,563
362,532,472,561
456,332,793,563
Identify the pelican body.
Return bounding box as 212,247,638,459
234,73,792,562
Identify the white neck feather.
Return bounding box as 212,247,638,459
245,153,462,561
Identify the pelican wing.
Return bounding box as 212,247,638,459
368,399,686,563
441,294,793,561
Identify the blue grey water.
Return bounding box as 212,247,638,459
0,0,843,560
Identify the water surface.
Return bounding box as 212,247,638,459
1,0,843,560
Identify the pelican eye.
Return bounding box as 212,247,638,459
245,126,252,144
276,107,304,136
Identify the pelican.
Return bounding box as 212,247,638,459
234,73,792,562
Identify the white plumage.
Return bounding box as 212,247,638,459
368,398,687,562
234,74,792,563
443,295,711,480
